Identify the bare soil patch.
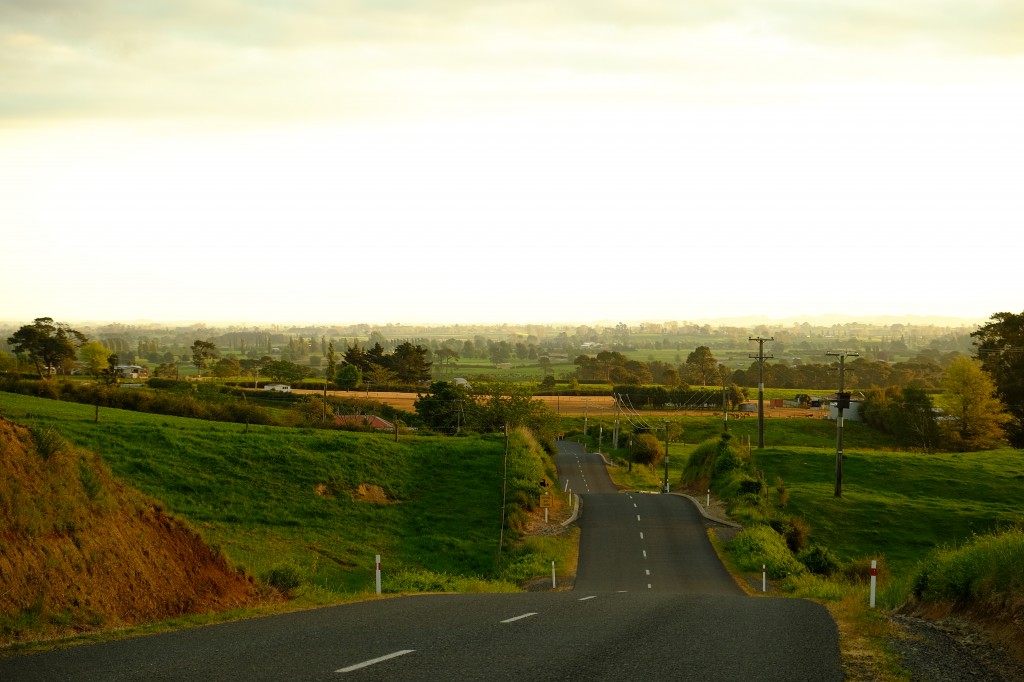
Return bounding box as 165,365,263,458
0,418,269,649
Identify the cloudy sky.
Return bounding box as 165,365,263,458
2,1,1022,326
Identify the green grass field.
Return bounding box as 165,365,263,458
753,446,1024,571
0,392,534,597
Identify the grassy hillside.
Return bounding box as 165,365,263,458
753,445,1024,572
0,392,554,603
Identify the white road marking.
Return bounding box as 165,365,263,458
648,583,652,589
637,515,641,522
336,649,415,673
646,569,650,576
640,532,644,540
643,550,647,559
501,612,539,623
578,595,597,601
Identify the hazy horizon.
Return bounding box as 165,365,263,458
0,312,991,332
3,2,1021,326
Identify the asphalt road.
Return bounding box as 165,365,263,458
1,441,842,681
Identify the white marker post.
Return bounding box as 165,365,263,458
706,489,710,508
551,561,557,589
870,560,877,608
375,554,382,595
762,564,767,593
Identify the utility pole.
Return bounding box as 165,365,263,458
497,423,510,568
749,336,774,448
663,417,671,491
827,350,858,498
613,398,620,449
721,367,729,433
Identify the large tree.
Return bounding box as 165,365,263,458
973,311,1024,447
684,346,718,386
79,340,112,376
7,317,87,378
415,380,479,434
190,340,218,377
937,356,1011,451
390,342,432,384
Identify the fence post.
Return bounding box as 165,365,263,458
762,564,766,593
375,554,382,595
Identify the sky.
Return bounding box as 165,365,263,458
2,1,1022,327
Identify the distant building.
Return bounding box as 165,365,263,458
114,365,148,379
263,383,291,392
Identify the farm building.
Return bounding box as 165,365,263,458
114,365,148,379
262,383,291,392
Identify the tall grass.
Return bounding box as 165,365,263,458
913,526,1024,604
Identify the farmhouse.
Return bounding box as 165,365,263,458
262,383,291,392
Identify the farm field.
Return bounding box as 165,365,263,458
301,389,819,419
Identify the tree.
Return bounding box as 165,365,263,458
937,357,1011,451
364,363,398,389
336,363,362,390
79,340,112,376
190,340,218,378
632,432,664,467
861,386,940,452
212,357,242,379
0,350,16,375
325,342,338,384
390,342,432,384
415,380,478,434
7,317,87,378
684,346,718,386
435,347,460,374
973,311,1024,447
262,359,308,383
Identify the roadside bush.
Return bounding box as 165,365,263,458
841,556,890,585
262,562,306,596
912,527,1024,604
798,544,841,576
727,525,805,579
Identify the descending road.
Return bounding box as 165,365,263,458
557,440,740,595
0,441,842,681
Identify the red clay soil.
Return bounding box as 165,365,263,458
0,418,268,647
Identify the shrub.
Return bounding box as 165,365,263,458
727,525,805,579
784,516,811,553
738,477,764,496
840,556,887,585
798,544,841,576
262,563,305,596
